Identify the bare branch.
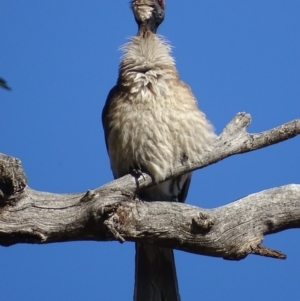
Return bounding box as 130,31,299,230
0,182,299,259
109,112,300,192
0,112,299,260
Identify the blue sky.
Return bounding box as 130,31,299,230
1,1,299,300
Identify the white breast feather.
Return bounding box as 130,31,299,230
108,33,216,182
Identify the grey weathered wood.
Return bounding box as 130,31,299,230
0,112,299,260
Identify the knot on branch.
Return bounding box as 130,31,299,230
96,203,127,243
80,189,98,202
103,219,126,243
191,212,214,234
0,154,27,202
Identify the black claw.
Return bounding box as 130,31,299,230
131,168,145,181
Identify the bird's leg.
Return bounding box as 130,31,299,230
131,168,146,182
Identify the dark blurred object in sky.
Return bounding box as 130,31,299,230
0,78,12,90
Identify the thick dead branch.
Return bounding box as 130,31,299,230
0,112,299,260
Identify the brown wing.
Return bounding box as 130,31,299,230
101,85,120,178
102,85,119,152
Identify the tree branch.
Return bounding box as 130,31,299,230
111,112,300,192
0,112,299,260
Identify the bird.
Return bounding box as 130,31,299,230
102,0,216,300
0,77,12,90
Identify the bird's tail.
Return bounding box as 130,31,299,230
134,243,181,301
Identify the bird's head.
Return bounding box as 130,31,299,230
131,0,165,33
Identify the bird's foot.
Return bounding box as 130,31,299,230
131,168,146,181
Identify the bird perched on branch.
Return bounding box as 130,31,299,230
0,77,11,90
102,0,216,300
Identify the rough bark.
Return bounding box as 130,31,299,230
0,112,299,260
